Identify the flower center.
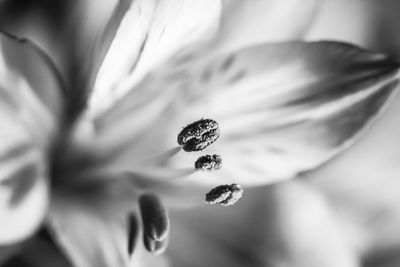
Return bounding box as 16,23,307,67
51,117,244,257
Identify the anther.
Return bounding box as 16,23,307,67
177,118,220,152
143,235,168,255
205,184,243,206
195,154,222,171
127,214,138,257
139,194,170,254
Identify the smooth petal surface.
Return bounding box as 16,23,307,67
49,180,169,267
92,41,399,187
0,32,63,244
89,0,221,116
308,0,400,58
212,0,320,52
0,0,119,119
49,181,136,267
168,181,358,267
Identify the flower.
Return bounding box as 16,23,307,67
1,0,400,267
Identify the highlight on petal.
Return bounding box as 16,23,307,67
49,202,130,267
0,31,64,244
89,0,221,116
94,41,399,188
212,0,320,53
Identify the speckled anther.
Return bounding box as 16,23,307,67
139,194,170,254
205,184,243,206
177,118,219,152
195,154,222,171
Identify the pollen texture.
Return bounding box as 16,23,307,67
205,184,243,206
195,154,222,171
177,118,219,152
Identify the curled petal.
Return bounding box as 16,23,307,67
0,0,121,119
0,32,64,133
0,32,63,244
94,41,399,187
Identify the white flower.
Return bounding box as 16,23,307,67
0,0,399,267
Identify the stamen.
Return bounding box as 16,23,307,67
127,214,138,257
139,194,170,254
195,154,222,171
149,146,183,165
177,118,220,152
205,184,243,206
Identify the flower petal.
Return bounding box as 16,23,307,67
49,180,169,267
0,0,119,119
303,87,400,259
212,0,320,52
89,0,221,116
308,0,400,59
0,32,64,125
94,41,399,187
0,31,64,244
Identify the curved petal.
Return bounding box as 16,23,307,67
0,32,63,244
91,41,400,188
168,181,358,267
0,0,123,119
49,180,169,267
212,0,320,52
89,0,222,116
304,89,400,259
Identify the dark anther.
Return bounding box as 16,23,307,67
195,154,222,171
177,118,219,152
205,184,243,206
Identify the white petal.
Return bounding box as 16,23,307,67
49,180,161,267
308,0,400,59
89,0,221,116
94,41,399,187
212,0,320,52
0,32,63,244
